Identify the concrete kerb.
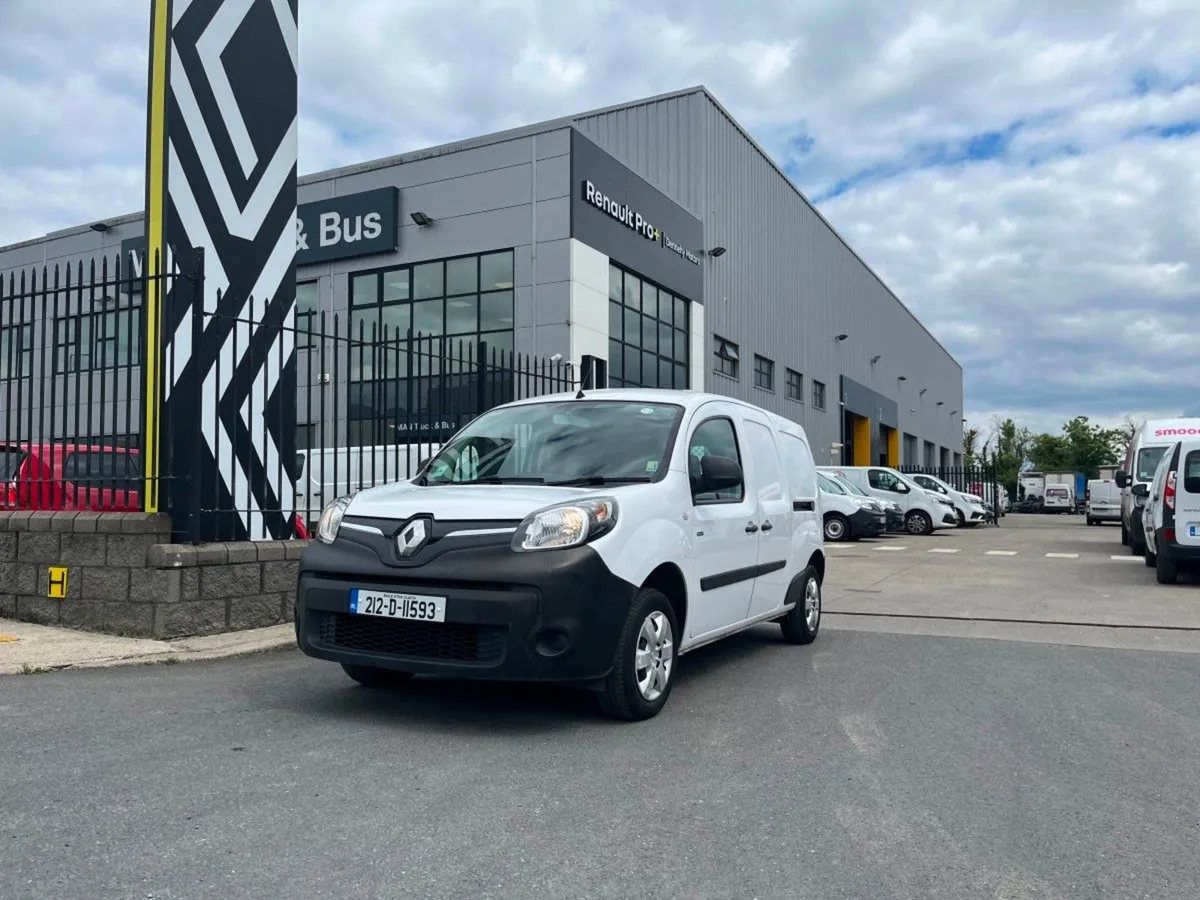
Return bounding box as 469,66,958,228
0,620,296,675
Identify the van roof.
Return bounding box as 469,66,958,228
500,388,811,438
1137,418,1200,444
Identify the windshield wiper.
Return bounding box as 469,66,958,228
546,476,653,486
449,476,546,485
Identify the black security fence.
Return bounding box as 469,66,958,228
900,462,1004,519
0,253,579,542
0,253,188,514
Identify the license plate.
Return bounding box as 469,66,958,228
1188,523,1200,539
349,589,446,622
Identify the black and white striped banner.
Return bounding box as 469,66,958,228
147,0,299,541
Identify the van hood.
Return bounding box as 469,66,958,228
344,480,626,522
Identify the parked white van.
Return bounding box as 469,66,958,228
1139,438,1200,584
817,472,886,542
296,389,827,721
908,472,988,527
1116,418,1200,554
1085,479,1121,526
818,465,955,535
1043,483,1074,514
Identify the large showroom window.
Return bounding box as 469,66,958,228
345,250,515,443
607,264,689,389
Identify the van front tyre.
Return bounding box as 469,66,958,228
905,510,933,535
1121,523,1129,545
823,513,849,542
1156,546,1178,584
598,587,678,722
1144,547,1156,567
780,567,821,645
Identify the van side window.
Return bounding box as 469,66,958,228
689,417,743,503
781,433,819,500
743,421,783,502
1185,451,1200,495
868,469,899,491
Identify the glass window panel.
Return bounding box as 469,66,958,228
659,322,673,358
446,257,478,296
412,299,443,336
296,281,319,314
479,290,514,330
675,297,687,328
609,265,623,302
623,309,640,345
608,339,623,379
642,314,657,354
350,309,378,341
413,262,444,299
445,296,478,335
480,330,514,365
625,346,642,384
349,340,375,382
642,351,656,387
673,328,688,364
659,358,672,389
382,268,410,302
642,283,658,317
380,304,411,340
352,273,379,306
658,289,673,324
480,252,514,290
623,274,640,309
674,362,687,389
609,301,622,340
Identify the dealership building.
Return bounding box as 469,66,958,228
0,86,964,468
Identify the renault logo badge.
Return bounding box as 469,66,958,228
396,518,429,557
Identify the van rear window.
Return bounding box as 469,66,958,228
0,449,26,480
1185,451,1200,495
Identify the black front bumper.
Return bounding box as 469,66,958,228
296,532,638,684
850,508,887,538
885,509,905,532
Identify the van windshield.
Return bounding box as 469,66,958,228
836,476,869,497
1136,447,1168,481
421,400,684,486
818,474,845,494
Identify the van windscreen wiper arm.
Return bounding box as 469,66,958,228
546,476,653,486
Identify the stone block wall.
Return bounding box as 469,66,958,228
0,512,309,639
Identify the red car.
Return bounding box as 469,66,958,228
0,442,310,537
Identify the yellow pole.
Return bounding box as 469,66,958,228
142,0,172,513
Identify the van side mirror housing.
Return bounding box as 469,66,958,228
1114,470,1129,488
698,454,743,493
894,481,910,494
417,457,432,470
1131,482,1149,498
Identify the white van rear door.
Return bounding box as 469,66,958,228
1178,443,1200,547
741,412,793,620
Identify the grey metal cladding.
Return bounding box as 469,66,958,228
572,88,964,459
570,130,704,302
842,376,898,429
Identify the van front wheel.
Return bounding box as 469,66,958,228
598,587,678,721
905,510,933,535
823,513,849,542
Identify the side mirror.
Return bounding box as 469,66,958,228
1114,470,1129,488
894,481,910,493
1131,482,1149,498
418,457,432,470
698,454,743,494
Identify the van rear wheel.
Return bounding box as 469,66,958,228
780,567,820,645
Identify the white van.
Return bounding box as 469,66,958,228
1116,418,1200,554
1139,438,1200,584
296,443,440,527
1043,483,1074,514
296,389,827,721
1085,479,1120,526
817,472,886,542
818,465,955,535
908,472,988,526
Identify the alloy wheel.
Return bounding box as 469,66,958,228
805,577,821,631
634,611,674,702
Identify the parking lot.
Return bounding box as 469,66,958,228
4,514,1200,900
823,513,1200,652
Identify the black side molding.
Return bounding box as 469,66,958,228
794,500,815,511
700,559,788,592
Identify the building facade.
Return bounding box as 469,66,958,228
0,86,964,468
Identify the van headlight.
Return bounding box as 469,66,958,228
512,497,618,552
316,496,353,544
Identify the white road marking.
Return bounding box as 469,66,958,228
1110,555,1142,562
840,714,887,755
928,548,961,554
874,545,908,552
986,550,1018,556
1045,552,1079,559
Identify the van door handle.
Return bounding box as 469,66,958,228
745,523,759,533
760,520,774,532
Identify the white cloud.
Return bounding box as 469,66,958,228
0,0,1197,433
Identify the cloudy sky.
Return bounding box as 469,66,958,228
1,0,1197,437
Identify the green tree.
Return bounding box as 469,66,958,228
963,425,981,468
1060,415,1123,478
988,416,1033,500
1029,432,1070,471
